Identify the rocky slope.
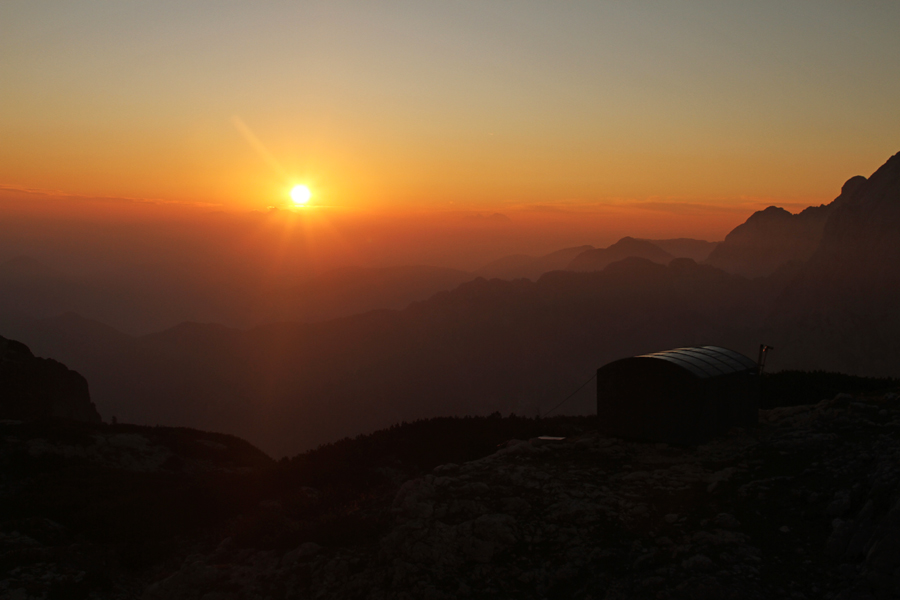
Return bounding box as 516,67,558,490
221,398,900,599
158,394,900,600
5,393,890,599
0,419,275,599
0,335,100,422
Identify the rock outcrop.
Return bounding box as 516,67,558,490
0,335,100,422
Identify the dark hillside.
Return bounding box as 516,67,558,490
288,414,594,489
4,257,775,455
0,414,592,594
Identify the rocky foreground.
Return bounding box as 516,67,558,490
3,394,900,599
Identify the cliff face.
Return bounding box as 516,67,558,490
0,335,101,422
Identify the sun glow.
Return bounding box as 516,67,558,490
290,185,311,205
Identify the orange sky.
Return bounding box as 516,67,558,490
2,2,899,239
0,183,835,276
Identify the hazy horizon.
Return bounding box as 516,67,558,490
4,2,899,216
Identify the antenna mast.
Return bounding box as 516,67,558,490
757,344,773,375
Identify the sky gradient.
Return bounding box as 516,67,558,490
3,1,899,220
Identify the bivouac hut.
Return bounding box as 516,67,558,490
596,346,759,444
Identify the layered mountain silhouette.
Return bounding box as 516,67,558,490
4,257,775,455
705,176,866,278
0,260,473,334
0,334,100,422
646,238,719,262
476,238,717,281
475,245,594,280
567,237,673,272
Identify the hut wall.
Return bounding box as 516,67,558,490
597,359,710,444
597,350,759,445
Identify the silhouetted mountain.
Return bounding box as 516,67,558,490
0,334,100,422
706,177,866,278
477,239,716,281
567,237,673,272
0,259,474,334
766,152,900,376
3,257,772,455
475,245,594,280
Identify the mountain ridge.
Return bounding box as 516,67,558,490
765,151,900,375
704,175,867,278
567,237,674,272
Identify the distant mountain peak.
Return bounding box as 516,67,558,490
753,206,792,218
813,150,900,260
841,175,867,198
567,237,672,272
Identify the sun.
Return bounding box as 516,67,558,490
290,184,311,205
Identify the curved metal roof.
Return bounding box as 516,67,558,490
637,346,757,379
